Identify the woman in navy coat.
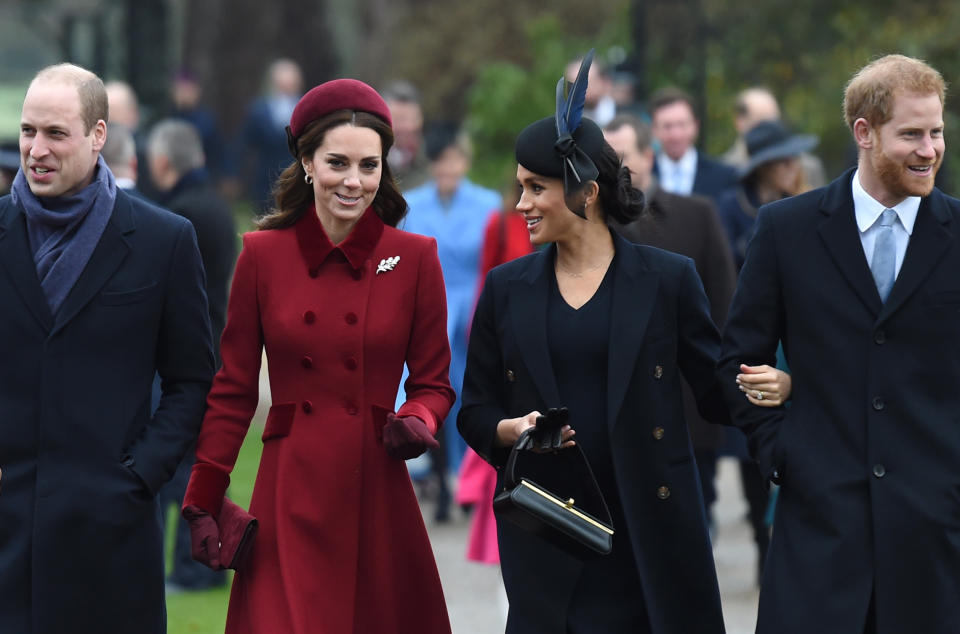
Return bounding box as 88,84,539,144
458,56,785,633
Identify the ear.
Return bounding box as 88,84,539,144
91,119,107,152
583,180,601,209
302,159,312,175
853,117,874,150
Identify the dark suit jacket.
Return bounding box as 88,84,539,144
0,190,214,634
459,233,727,633
654,152,738,201
719,168,960,633
161,168,237,361
615,187,737,452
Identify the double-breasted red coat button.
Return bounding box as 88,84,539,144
303,311,316,324
346,403,358,416
344,357,358,371
301,356,313,369
345,312,358,325
302,401,313,414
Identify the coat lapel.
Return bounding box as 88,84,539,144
508,246,562,407
817,170,883,316
878,190,954,323
51,194,133,336
607,235,658,431
0,199,54,330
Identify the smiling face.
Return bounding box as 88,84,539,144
857,91,944,207
20,79,105,198
303,123,382,240
515,165,581,246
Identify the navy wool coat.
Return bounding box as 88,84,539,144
719,169,960,634
458,233,728,633
0,190,214,634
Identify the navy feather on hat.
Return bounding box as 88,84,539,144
514,50,605,218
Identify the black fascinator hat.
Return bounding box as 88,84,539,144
515,49,606,218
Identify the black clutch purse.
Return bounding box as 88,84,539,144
493,425,614,556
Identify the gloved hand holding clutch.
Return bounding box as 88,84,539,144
183,504,222,570
382,413,439,460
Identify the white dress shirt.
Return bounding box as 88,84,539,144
657,148,697,196
852,169,918,280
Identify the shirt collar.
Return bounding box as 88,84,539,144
658,147,697,174
295,203,384,272
852,168,920,235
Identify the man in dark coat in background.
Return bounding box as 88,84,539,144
0,64,213,633
604,113,738,531
148,118,237,591
650,86,738,200
149,118,237,355
720,54,960,633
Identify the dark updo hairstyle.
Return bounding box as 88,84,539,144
593,140,645,225
258,110,407,230
515,114,644,226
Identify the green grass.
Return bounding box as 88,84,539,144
165,421,265,634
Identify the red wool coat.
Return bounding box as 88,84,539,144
184,206,455,634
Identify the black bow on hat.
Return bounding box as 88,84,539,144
515,50,605,218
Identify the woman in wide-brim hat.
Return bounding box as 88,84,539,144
182,78,455,634
717,119,819,269
458,52,733,633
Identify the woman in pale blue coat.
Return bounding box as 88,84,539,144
400,124,500,518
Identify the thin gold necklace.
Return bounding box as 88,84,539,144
555,253,613,278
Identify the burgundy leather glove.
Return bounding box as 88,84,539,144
183,505,223,570
382,413,439,460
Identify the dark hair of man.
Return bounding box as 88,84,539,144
648,86,696,119
594,140,645,225
605,113,652,152
259,110,407,230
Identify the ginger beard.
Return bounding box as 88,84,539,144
871,132,941,200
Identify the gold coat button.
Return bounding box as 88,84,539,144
653,365,664,379
656,486,670,500
652,427,665,440
505,369,516,382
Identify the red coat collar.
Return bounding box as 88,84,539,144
295,204,385,273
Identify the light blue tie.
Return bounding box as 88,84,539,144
871,208,898,302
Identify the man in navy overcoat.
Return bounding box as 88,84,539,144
720,54,960,633
0,64,213,633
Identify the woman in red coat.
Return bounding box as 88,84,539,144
182,79,455,634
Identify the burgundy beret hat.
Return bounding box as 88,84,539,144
286,79,392,156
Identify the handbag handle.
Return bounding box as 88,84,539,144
502,427,614,528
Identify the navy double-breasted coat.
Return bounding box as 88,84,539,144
458,233,729,633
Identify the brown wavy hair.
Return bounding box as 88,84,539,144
258,110,407,230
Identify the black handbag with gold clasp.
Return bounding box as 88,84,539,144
493,424,614,556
